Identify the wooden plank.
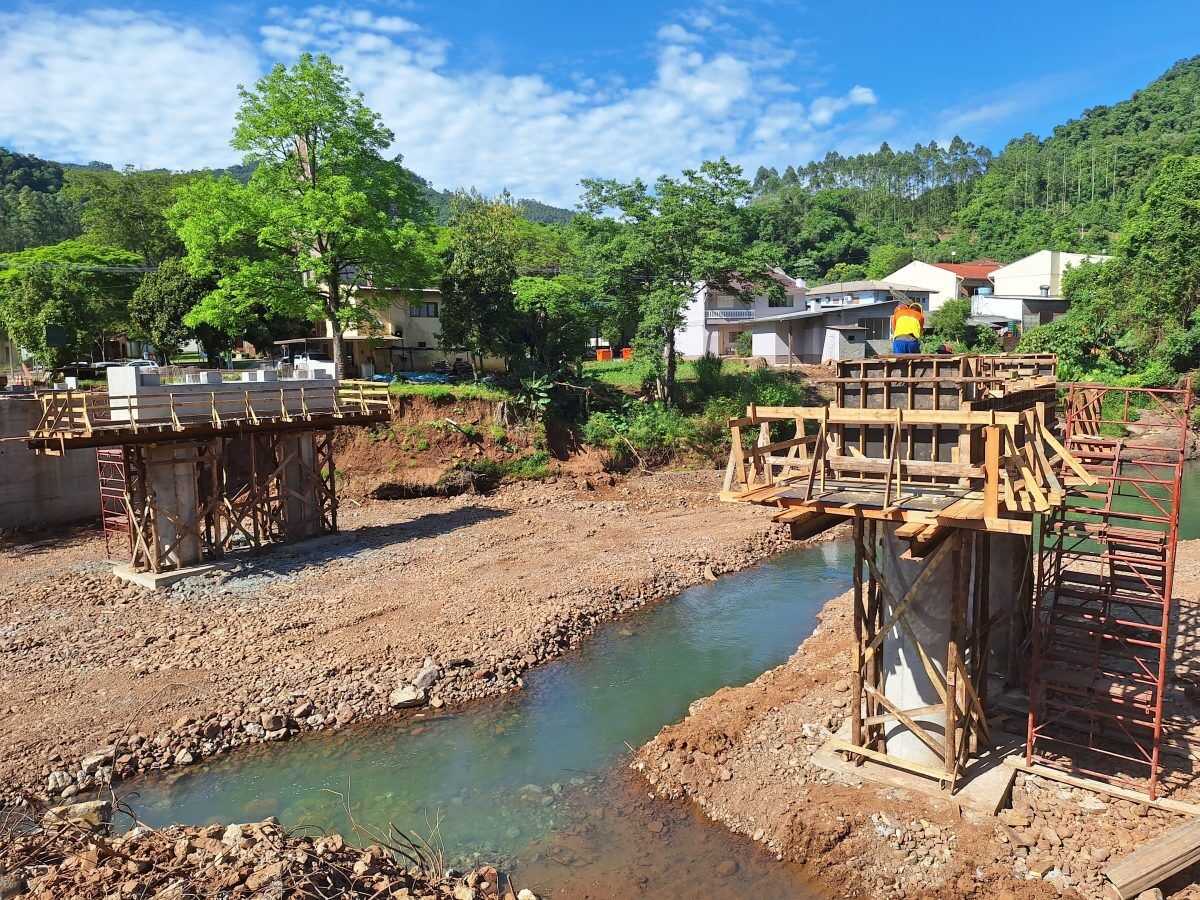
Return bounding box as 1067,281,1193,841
1004,759,1200,817
983,426,1001,518
770,506,819,524
894,520,928,540
828,737,951,783
1104,817,1200,899
827,455,983,478
750,406,1022,426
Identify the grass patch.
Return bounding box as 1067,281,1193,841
447,450,554,485
387,381,514,402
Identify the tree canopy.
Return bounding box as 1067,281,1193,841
170,53,436,375
575,157,780,402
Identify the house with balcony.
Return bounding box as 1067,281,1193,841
749,280,932,365
675,273,932,365
885,258,1001,310
675,268,807,358
277,286,504,377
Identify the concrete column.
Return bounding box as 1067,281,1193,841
145,442,202,567
278,432,321,540
877,523,959,766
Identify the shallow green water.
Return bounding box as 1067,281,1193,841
129,540,853,897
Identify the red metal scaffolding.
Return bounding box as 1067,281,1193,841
1028,380,1192,798
96,446,132,560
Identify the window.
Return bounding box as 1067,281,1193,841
412,301,439,318
768,296,794,308
857,318,886,341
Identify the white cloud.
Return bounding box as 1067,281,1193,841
0,8,259,169
0,4,890,205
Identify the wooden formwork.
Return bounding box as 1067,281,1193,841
113,430,339,574
721,354,1080,543
831,521,996,792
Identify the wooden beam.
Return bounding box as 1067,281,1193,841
1104,817,1200,899
827,737,952,783
788,513,843,541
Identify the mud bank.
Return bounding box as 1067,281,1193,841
635,540,1200,900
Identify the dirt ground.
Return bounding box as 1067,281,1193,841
636,540,1200,900
0,468,791,802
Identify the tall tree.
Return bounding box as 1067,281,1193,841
127,257,214,364
438,191,524,375
576,158,780,403
170,53,435,375
62,168,186,265
0,240,140,366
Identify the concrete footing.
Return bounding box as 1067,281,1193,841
112,563,219,590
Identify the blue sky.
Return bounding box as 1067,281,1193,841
1,0,1197,205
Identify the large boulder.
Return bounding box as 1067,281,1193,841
43,799,112,832
389,686,427,709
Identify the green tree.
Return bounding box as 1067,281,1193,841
127,257,214,364
62,167,186,265
576,158,779,403
866,243,912,279
170,53,435,375
821,262,868,283
511,274,594,373
438,191,523,374
1118,154,1200,361
0,240,140,366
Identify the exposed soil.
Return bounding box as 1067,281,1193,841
635,540,1200,899
0,469,791,805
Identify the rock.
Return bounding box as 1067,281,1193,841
222,824,243,845
833,679,851,693
998,809,1029,828
80,746,115,774
44,799,112,832
517,891,539,900
453,887,476,900
260,713,285,732
1043,825,1062,847
648,819,664,834
336,702,355,724
245,862,284,892
716,859,738,877
389,686,427,709
174,748,195,766
293,701,314,719
1027,857,1055,877
1135,891,1164,900
243,723,266,739
46,770,71,792
413,662,440,692
1090,847,1110,863
0,875,28,899
305,714,324,728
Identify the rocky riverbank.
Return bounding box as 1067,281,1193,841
0,798,537,899
634,540,1200,899
0,470,792,807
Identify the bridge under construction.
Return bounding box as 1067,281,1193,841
723,353,1193,805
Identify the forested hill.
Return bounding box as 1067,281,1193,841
0,148,573,252
749,54,1200,269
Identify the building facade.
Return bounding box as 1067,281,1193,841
885,259,1001,310
675,274,931,366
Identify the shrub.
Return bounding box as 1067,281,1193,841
582,402,693,466
734,331,753,358
694,352,724,398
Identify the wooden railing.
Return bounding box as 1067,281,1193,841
723,402,1092,519
30,380,392,439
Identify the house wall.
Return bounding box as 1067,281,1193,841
990,250,1110,296
0,397,100,529
886,262,960,310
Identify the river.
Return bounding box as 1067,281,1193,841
128,539,854,897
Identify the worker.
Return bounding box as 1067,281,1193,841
890,302,925,355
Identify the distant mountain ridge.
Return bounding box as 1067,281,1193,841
0,147,574,252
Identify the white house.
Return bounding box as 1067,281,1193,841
885,259,1001,310
989,250,1110,297
676,273,931,365
675,268,807,358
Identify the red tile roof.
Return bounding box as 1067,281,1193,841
929,260,1001,279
